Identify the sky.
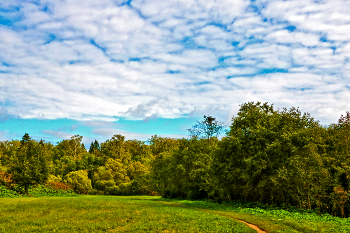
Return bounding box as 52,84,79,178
1,0,350,145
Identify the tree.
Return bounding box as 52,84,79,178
65,170,92,194
89,140,100,154
101,134,130,162
54,135,86,160
188,115,224,140
212,102,324,205
166,138,216,199
10,133,49,195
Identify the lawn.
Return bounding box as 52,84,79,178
165,199,350,233
1,195,350,232
0,196,254,233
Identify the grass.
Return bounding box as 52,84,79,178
0,196,255,233
162,198,350,233
2,195,350,232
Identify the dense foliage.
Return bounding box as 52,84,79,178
1,102,350,218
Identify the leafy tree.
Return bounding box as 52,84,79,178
0,140,20,167
324,111,350,216
52,135,88,177
188,115,224,140
125,139,152,163
105,158,130,185
212,102,323,205
10,133,49,195
54,135,87,160
149,150,173,195
148,135,180,157
148,136,180,194
89,140,100,154
166,138,216,199
101,134,131,162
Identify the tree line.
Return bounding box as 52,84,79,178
1,102,350,217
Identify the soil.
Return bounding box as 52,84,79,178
237,219,267,233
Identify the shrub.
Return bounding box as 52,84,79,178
0,172,12,188
29,185,77,197
65,170,92,194
46,181,72,191
0,185,21,198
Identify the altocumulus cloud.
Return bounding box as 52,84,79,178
0,0,350,128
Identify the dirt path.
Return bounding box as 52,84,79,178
158,201,267,233
237,219,267,233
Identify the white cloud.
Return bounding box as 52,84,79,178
266,30,320,47
92,128,186,141
0,0,350,127
41,130,75,140
92,128,152,140
81,120,118,128
0,107,10,121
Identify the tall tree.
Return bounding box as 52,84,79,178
89,140,100,154
10,133,49,195
212,102,324,205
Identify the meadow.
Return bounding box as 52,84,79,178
1,196,350,232
0,195,254,233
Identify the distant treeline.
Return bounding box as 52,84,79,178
1,102,350,217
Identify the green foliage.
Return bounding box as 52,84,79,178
148,135,180,157
165,198,350,232
0,184,77,197
28,185,77,197
188,115,224,139
52,135,90,177
89,139,100,154
54,135,87,160
64,170,92,194
212,103,325,205
0,185,21,197
149,150,174,194
10,133,49,194
162,138,216,199
101,134,130,162
1,102,350,218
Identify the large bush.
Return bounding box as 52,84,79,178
65,170,92,194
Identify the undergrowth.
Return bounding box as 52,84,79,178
0,184,77,197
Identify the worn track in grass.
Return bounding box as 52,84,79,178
157,200,266,233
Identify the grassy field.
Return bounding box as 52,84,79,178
0,196,254,233
165,199,350,233
1,195,350,232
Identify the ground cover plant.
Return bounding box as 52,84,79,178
0,195,255,233
0,184,77,197
0,185,21,198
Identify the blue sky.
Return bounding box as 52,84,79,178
1,0,350,144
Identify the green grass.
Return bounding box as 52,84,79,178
162,198,350,233
0,196,255,233
2,195,350,232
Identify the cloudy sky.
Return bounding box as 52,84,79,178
1,0,350,144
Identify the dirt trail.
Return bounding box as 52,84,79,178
158,201,267,233
237,219,266,233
